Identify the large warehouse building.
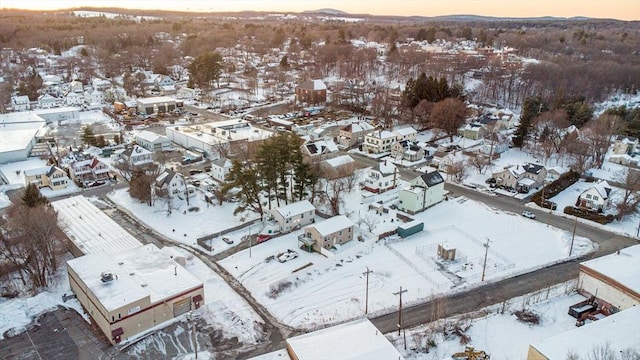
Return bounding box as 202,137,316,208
53,195,204,344
0,112,48,164
165,119,274,159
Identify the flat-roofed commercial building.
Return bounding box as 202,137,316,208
67,244,204,344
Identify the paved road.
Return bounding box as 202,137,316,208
369,182,638,334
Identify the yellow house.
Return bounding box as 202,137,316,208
23,165,70,190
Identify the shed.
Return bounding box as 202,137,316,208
397,220,424,238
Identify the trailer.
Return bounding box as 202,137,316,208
397,220,424,238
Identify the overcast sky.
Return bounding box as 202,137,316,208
2,0,638,21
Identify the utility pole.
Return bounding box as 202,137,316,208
393,286,408,350
363,267,373,314
481,238,491,282
187,312,198,359
570,216,578,256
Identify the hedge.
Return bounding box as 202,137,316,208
532,170,581,206
563,206,615,224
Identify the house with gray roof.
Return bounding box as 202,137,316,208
397,171,445,214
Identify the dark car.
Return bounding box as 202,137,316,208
222,237,233,245
189,169,203,175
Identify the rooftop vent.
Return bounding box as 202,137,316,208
100,271,114,283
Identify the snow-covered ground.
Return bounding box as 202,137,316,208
394,281,586,360
0,244,264,348
109,188,261,252
0,255,85,340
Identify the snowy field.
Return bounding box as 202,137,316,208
394,282,586,360
219,196,594,329
108,188,261,251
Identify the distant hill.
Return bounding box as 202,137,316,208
303,8,348,16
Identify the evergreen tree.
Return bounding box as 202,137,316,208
513,96,547,148
187,51,224,89
22,183,48,208
82,125,97,147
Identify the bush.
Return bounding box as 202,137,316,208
532,170,581,205
564,206,615,224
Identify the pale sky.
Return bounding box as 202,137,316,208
1,0,638,21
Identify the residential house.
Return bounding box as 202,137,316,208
37,94,58,109
135,130,173,153
337,121,375,148
84,89,105,106
118,145,153,168
362,130,397,154
577,180,611,212
298,215,354,252
319,155,355,179
459,123,486,140
397,171,445,214
295,79,327,105
431,151,464,174
394,126,417,142
65,92,84,106
154,169,186,199
23,165,70,190
11,95,30,111
69,80,83,93
269,200,315,233
491,163,547,192
154,75,176,95
612,135,638,155
176,87,197,100
300,139,339,163
69,157,111,186
91,78,111,91
545,166,568,183
210,158,233,182
362,160,399,193
391,140,425,162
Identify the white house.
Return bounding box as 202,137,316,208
37,94,58,109
118,145,153,167
210,158,233,182
69,80,84,93
397,171,445,214
612,135,638,155
337,121,375,148
154,169,186,199
362,160,398,193
577,180,611,212
269,200,315,233
176,87,197,100
154,75,176,94
362,130,397,154
65,92,84,106
390,140,425,162
135,130,173,153
300,139,339,163
68,157,111,186
86,89,105,105
11,95,31,111
394,126,417,142
298,215,354,252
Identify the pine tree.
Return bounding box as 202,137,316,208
22,183,48,208
513,96,547,148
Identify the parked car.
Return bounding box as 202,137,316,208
256,234,272,243
189,169,203,175
278,250,298,263
522,210,536,219
222,237,233,245
542,200,557,210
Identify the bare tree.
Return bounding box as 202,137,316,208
585,114,620,169
467,153,490,175
1,203,67,291
564,134,592,174
614,168,640,220
431,98,469,141
448,161,467,183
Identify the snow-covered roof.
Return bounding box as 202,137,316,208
23,166,51,177
136,96,176,105
297,79,326,90
580,244,640,295
66,243,203,312
0,111,46,127
286,318,404,360
518,178,536,186
394,126,417,136
530,306,640,359
368,130,396,140
0,127,42,154
304,139,338,155
273,200,315,218
324,155,354,168
378,160,397,175
135,130,169,144
341,121,374,133
593,180,611,199
310,215,353,237
52,195,143,256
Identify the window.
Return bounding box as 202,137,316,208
593,196,599,201
586,194,592,199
